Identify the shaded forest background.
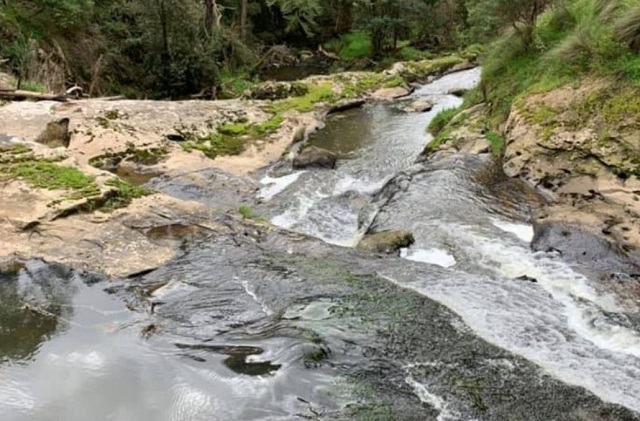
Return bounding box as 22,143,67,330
2,0,640,102
0,0,501,98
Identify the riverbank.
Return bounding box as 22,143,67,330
0,55,471,277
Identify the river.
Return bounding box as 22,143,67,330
1,68,639,420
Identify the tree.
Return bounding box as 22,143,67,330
467,0,556,46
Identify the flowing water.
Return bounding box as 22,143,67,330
2,68,640,420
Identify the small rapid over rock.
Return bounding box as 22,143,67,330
2,67,640,420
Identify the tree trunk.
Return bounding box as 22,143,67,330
240,0,248,42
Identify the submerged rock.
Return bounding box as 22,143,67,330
358,230,415,254
293,146,337,170
36,118,71,148
404,100,433,113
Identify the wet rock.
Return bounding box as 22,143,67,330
292,146,337,170
358,230,415,254
328,99,365,114
371,86,412,100
448,87,468,97
532,222,640,274
404,100,433,113
243,81,308,101
36,118,71,148
447,61,476,73
515,275,538,283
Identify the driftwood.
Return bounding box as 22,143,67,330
318,45,339,60
253,45,298,72
0,89,68,102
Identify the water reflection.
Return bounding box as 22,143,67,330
0,262,75,365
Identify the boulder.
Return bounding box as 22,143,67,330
448,61,476,73
243,81,308,101
293,146,337,170
448,87,468,97
371,86,412,100
404,100,433,113
358,230,415,254
36,118,71,148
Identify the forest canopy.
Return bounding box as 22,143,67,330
0,0,557,98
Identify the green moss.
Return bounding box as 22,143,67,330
183,133,246,159
8,161,99,195
103,109,121,120
218,122,252,137
255,115,284,135
89,143,168,170
404,56,464,81
269,83,335,113
182,115,283,159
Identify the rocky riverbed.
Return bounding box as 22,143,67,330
2,60,640,420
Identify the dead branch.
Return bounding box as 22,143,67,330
0,89,68,102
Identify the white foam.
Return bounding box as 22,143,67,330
403,366,462,421
382,222,640,413
491,219,534,243
259,171,306,201
401,248,456,268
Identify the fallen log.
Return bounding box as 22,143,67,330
0,89,68,102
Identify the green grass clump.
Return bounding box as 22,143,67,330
219,71,258,99
19,81,46,93
485,131,505,155
428,107,460,135
270,83,335,113
238,205,254,219
102,177,149,210
8,161,99,195
481,0,640,126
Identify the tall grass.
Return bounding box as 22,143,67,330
480,0,640,125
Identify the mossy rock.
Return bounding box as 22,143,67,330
293,146,337,170
357,230,415,254
243,81,309,100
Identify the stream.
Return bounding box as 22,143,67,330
2,68,640,420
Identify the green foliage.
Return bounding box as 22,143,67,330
428,108,460,135
19,81,46,93
480,0,640,125
399,46,426,61
326,31,373,60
